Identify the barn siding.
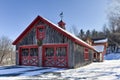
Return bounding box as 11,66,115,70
15,20,74,68
73,43,93,68
16,29,36,50
16,50,19,65
73,43,84,68
67,40,74,68
88,49,93,62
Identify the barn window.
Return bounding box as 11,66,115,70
30,48,38,56
22,48,29,56
45,48,54,56
56,47,66,56
84,48,89,60
36,26,45,40
39,28,44,32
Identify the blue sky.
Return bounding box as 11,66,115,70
0,0,108,40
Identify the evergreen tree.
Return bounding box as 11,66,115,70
91,29,98,39
79,29,84,39
86,30,91,38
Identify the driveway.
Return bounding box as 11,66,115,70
0,66,65,77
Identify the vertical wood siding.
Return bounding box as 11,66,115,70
73,43,93,68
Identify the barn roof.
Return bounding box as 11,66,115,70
12,15,96,51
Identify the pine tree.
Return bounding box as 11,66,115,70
86,30,91,38
79,29,84,39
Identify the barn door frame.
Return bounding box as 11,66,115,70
42,43,68,68
19,45,39,66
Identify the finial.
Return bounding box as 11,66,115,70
59,12,63,20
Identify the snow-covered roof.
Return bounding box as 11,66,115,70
93,45,104,52
94,38,108,43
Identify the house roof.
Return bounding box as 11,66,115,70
93,45,104,52
12,15,96,51
94,38,108,44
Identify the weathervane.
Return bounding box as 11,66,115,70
59,12,63,20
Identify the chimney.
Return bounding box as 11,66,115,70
58,20,66,29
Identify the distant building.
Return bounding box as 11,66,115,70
92,38,108,62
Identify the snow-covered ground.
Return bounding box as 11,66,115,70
58,60,120,80
38,60,120,80
0,53,120,80
105,53,120,60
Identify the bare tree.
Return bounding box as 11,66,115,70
107,0,120,52
107,0,120,32
102,24,110,37
69,25,79,36
0,36,14,65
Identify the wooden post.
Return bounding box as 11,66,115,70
39,46,42,66
16,50,19,65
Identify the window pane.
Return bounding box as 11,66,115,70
22,48,29,56
30,48,38,56
45,48,54,56
39,28,43,32
56,47,66,56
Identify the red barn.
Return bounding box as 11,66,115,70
13,16,98,68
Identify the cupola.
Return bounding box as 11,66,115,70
58,12,66,29
58,20,66,29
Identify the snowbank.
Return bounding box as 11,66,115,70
105,53,120,60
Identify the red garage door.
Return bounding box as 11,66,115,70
42,44,68,68
19,45,39,66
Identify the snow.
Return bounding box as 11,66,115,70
94,38,108,43
0,53,120,80
40,60,120,80
19,68,64,76
105,53,120,60
93,45,104,52
0,66,39,75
